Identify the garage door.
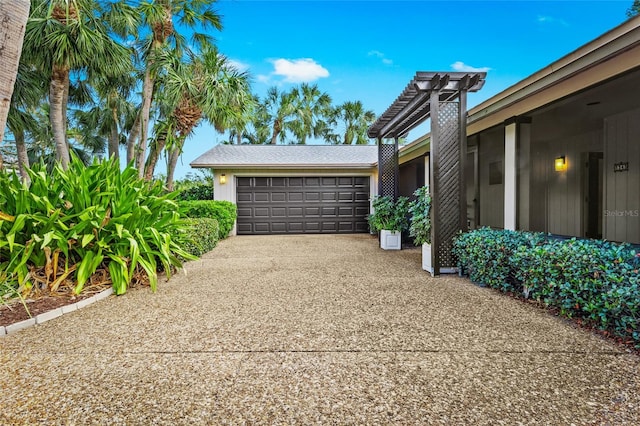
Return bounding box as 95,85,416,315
236,176,370,234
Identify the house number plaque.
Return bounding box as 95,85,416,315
614,162,629,172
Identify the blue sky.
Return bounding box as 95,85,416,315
171,0,633,180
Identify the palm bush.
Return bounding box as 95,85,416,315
0,155,194,297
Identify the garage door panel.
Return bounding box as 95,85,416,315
289,207,304,217
271,177,287,187
305,177,321,186
236,176,370,235
289,177,304,187
322,177,336,186
354,177,369,186
288,222,304,232
339,222,355,231
237,207,252,217
289,192,304,202
356,206,369,216
254,193,269,202
322,192,337,201
321,222,337,232
339,207,354,216
355,192,369,201
272,222,287,233
272,207,287,217
271,192,286,202
305,222,321,232
305,207,320,216
255,207,270,217
237,193,252,202
322,207,337,216
306,192,320,201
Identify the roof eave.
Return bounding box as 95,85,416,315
190,163,377,170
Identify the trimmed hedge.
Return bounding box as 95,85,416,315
454,228,639,347
176,183,213,201
178,200,237,238
173,218,219,257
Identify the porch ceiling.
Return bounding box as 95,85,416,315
367,72,486,139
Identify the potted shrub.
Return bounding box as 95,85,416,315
408,186,432,273
368,195,410,250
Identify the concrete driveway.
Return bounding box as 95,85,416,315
1,234,638,424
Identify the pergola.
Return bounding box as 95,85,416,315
368,72,486,275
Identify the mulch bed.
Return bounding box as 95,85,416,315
0,285,111,327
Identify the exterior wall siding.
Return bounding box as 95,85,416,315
604,108,640,244
478,128,505,228
543,130,602,237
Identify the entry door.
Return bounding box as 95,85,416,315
582,152,604,239
465,148,479,229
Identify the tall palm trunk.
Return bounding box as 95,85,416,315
108,106,119,159
50,64,71,169
0,0,30,146
136,67,154,177
14,127,30,184
126,112,141,165
144,133,167,181
270,119,281,144
165,139,183,191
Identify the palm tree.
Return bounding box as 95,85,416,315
0,0,30,167
84,72,138,160
143,47,252,188
336,101,376,145
263,87,297,144
289,83,332,144
132,0,222,178
22,0,133,170
7,61,47,182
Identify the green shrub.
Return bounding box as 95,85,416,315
176,183,213,201
368,195,410,232
454,228,639,347
408,186,431,245
453,227,543,291
512,238,638,344
0,155,195,296
172,218,219,257
178,200,237,238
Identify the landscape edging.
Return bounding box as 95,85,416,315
1,287,114,337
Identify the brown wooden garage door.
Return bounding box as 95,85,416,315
236,176,370,234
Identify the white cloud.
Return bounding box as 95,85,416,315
270,58,329,83
257,74,271,84
368,50,393,66
228,59,250,72
451,61,491,73
537,15,569,27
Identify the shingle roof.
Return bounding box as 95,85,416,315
190,144,378,169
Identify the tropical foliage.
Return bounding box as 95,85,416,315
454,228,640,347
408,186,431,245
0,155,194,299
368,196,410,233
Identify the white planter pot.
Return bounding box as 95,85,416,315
380,230,402,250
422,243,434,275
